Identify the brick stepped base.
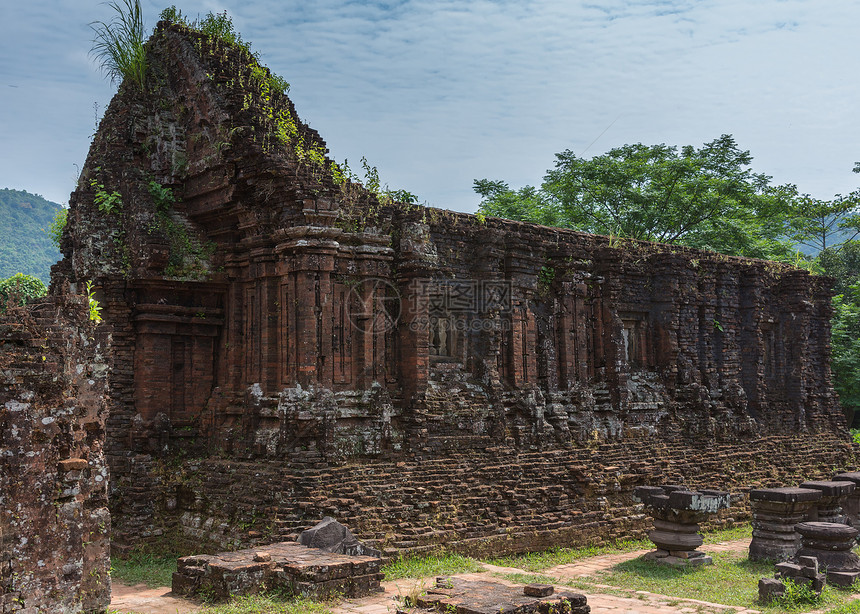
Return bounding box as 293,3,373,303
172,541,383,601
112,431,860,558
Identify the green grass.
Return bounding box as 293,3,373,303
110,552,177,588
555,550,858,613
382,552,483,580
823,598,860,614
485,524,752,573
486,538,652,572
702,523,752,544
198,595,334,614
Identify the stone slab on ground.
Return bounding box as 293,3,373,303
402,576,589,614
172,540,383,601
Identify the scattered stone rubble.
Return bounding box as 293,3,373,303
633,485,731,567
758,555,825,604
397,576,590,614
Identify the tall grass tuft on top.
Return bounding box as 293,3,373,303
89,0,147,91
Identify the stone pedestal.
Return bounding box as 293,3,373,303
633,485,731,567
833,472,860,529
795,521,860,586
799,480,854,524
748,487,822,562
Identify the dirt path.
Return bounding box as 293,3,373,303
110,539,763,614
110,583,201,614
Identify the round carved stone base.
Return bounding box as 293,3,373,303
796,521,860,582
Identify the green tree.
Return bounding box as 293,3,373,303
0,273,47,310
475,135,798,259
786,192,860,254
47,207,68,250
832,282,860,424
818,240,860,295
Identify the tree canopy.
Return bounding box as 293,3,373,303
475,135,851,260
0,273,47,310
832,281,860,423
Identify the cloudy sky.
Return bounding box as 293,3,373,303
2,0,859,212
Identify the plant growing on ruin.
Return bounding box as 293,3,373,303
46,207,68,249
0,273,47,310
199,11,243,48
158,5,187,26
148,180,175,213
90,0,148,91
85,281,102,323
538,265,555,288
90,179,122,214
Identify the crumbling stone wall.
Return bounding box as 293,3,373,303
0,293,110,613
54,22,856,555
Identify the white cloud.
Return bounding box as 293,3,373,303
1,0,858,209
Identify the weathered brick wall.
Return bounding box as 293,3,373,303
0,294,110,613
109,432,857,557
54,22,857,556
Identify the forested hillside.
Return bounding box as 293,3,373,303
0,188,63,284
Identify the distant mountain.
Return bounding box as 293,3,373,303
0,188,63,285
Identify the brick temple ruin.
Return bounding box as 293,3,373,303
3,18,859,612
53,17,857,553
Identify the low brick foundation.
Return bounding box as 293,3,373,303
111,432,858,558
172,541,383,601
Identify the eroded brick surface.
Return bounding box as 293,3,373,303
0,295,110,613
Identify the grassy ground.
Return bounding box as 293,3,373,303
110,552,177,588
486,524,753,573
109,524,860,613
195,595,335,613
563,550,842,612
494,538,860,613
382,552,484,580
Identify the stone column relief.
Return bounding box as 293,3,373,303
633,485,730,567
